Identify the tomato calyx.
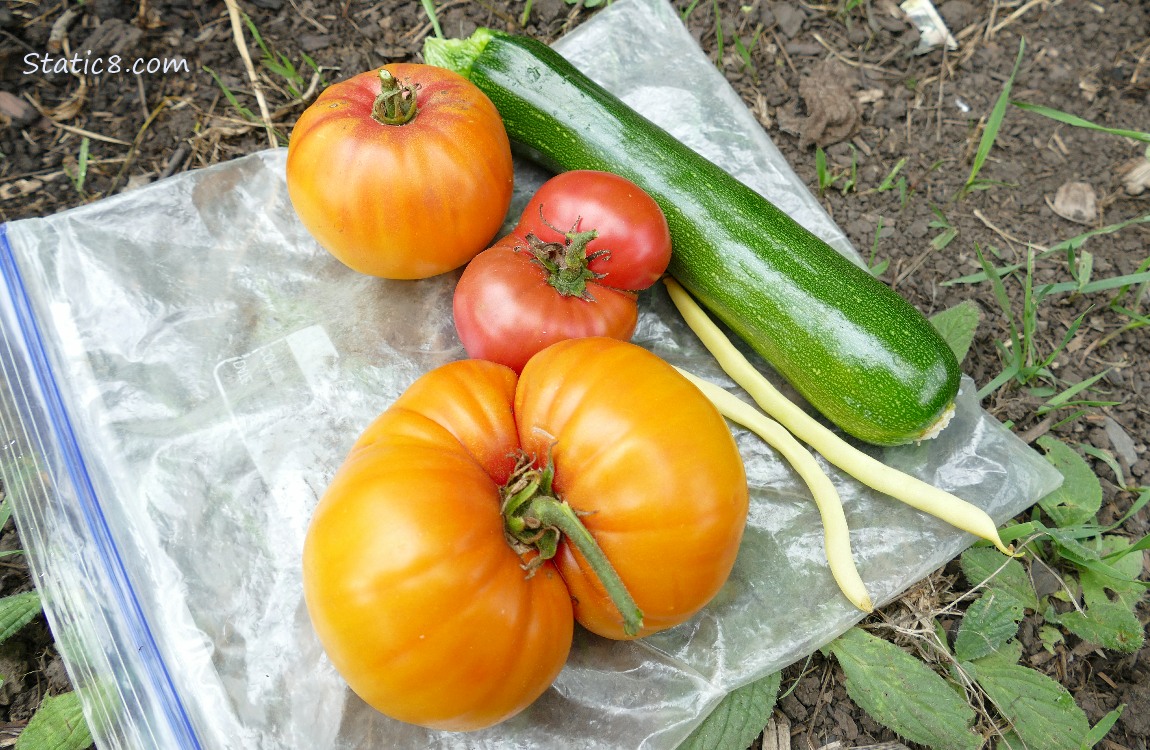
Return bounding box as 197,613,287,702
500,452,644,637
521,227,609,300
371,69,419,125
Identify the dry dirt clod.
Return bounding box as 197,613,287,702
760,713,790,750
1048,181,1098,224
1118,155,1150,195
0,91,37,128
772,2,807,39
797,60,861,149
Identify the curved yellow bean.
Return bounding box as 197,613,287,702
664,277,1014,556
677,368,874,613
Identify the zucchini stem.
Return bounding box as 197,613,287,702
678,368,874,613
663,277,1014,557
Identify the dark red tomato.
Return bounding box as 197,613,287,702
516,170,672,291
453,233,639,372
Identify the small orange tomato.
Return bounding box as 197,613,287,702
286,63,513,279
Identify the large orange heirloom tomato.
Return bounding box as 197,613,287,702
286,63,513,279
302,338,749,731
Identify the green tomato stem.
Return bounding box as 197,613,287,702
501,454,643,637
372,69,418,125
518,494,644,637
523,229,607,300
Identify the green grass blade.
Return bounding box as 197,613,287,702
877,157,907,191
1042,270,1150,296
976,244,1021,351
421,0,444,39
1012,101,1150,144
978,361,1021,401
966,38,1026,193
712,0,725,68
815,146,830,193
73,136,90,194
1035,370,1112,415
1045,213,1150,257
203,66,257,121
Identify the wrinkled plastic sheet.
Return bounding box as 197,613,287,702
0,0,1062,748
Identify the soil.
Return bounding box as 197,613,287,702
1,0,1148,748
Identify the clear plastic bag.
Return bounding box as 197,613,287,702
0,0,1061,747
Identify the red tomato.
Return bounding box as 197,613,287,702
516,170,672,291
286,63,513,279
452,232,639,372
302,338,748,730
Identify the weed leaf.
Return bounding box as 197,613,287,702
828,628,981,750
954,592,1025,662
966,38,1026,193
0,591,42,643
1048,536,1146,653
1053,598,1145,654
1035,436,1101,527
992,730,1026,750
1082,706,1125,749
959,547,1039,610
1012,101,1150,144
14,691,93,750
968,651,1089,750
678,671,780,750
929,300,980,364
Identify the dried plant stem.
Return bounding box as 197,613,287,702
223,0,277,148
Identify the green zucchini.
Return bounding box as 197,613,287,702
424,29,960,446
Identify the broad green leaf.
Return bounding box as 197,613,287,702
1054,598,1145,654
0,498,11,530
678,672,780,750
968,653,1089,750
1036,436,1102,527
15,691,94,750
0,591,42,644
973,636,1024,667
1038,625,1064,654
929,300,981,364
828,628,981,750
954,592,1024,662
959,547,1039,610
1050,536,1146,653
993,729,1025,750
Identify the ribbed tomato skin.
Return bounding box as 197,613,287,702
287,63,513,279
303,360,573,732
303,340,749,731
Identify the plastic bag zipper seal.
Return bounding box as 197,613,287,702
0,222,203,750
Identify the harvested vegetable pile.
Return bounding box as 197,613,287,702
1,0,1147,749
